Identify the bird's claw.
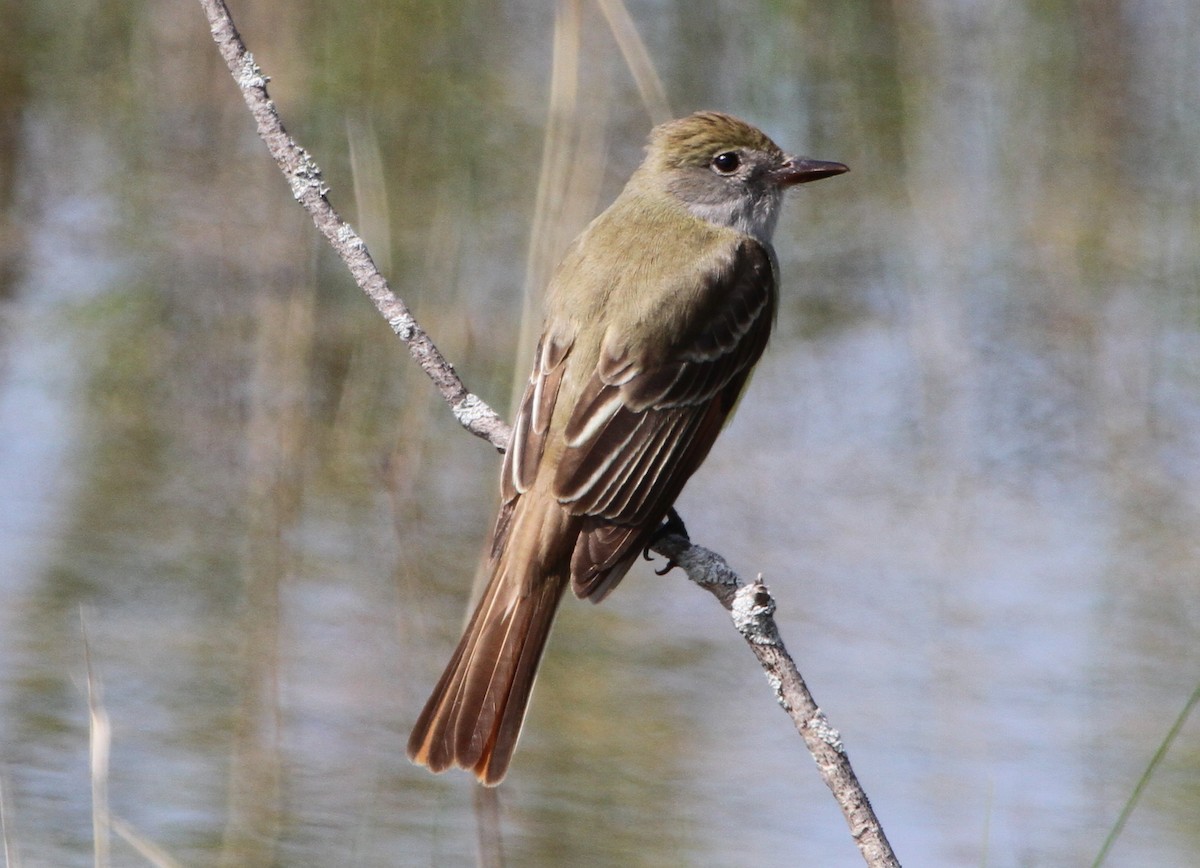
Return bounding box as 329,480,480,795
642,508,690,574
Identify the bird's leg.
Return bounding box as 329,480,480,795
643,507,690,575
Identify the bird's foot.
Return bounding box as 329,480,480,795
642,508,690,575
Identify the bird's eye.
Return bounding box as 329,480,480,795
711,151,741,174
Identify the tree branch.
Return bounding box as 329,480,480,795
197,0,510,452
196,1,898,865
650,535,899,867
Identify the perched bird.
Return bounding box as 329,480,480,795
407,111,847,784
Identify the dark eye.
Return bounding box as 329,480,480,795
711,151,741,174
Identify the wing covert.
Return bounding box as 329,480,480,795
553,239,777,594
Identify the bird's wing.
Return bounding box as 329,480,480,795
554,238,777,598
491,329,573,561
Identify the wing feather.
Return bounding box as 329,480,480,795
555,238,777,598
503,333,573,503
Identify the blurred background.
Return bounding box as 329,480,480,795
1,0,1198,864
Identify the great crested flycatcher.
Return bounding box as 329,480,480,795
408,111,847,785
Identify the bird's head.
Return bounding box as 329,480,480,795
639,110,848,242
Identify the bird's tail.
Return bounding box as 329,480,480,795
407,495,573,786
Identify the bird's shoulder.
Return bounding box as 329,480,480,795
545,191,775,362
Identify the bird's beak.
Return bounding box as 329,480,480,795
776,157,849,187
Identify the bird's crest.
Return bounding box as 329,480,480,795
647,111,783,169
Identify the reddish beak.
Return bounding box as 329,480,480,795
776,157,849,187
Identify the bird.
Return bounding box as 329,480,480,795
407,110,847,785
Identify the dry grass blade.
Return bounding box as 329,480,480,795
81,611,110,868
595,0,672,124
0,766,20,868
514,0,585,412
111,816,185,868
347,116,392,277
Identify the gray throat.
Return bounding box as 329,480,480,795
682,192,783,245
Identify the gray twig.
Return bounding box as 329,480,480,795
198,0,511,452
650,535,899,867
